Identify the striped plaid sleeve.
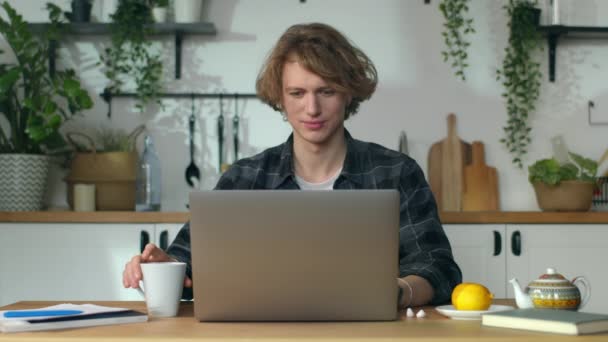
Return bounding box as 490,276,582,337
397,162,462,305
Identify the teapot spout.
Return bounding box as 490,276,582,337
509,278,534,309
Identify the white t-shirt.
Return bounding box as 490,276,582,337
295,168,342,190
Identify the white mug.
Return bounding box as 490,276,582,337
138,262,186,317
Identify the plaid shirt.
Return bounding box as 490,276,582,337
167,130,462,304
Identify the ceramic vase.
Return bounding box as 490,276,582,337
0,154,51,211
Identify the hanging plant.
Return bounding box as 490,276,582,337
497,0,542,168
439,0,475,81
100,0,163,112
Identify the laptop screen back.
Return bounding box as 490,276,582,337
189,190,399,321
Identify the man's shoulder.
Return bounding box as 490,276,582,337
350,137,417,170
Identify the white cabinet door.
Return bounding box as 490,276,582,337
0,223,154,306
443,224,507,297
154,223,185,251
506,224,608,314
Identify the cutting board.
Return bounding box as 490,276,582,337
463,141,499,211
427,113,471,211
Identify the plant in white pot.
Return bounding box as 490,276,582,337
0,2,93,211
528,153,598,212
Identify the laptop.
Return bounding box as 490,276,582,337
189,190,399,321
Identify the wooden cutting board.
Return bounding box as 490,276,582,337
463,141,499,211
427,113,471,212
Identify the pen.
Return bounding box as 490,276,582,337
3,310,84,318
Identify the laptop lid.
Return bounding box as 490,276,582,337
189,190,399,321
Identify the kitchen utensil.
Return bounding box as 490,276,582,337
185,97,201,187
428,113,471,211
398,130,408,155
233,94,239,162
218,94,225,172
463,141,499,211
510,268,591,310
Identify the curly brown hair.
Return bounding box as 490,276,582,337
255,23,378,120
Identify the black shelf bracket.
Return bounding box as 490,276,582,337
538,25,608,82
100,89,258,118
548,32,559,82
175,30,184,79
49,39,57,77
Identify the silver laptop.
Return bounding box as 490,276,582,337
189,190,399,321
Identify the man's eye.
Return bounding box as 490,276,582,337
289,91,303,97
321,89,336,96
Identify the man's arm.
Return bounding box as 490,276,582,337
397,161,462,306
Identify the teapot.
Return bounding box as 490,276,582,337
510,268,591,310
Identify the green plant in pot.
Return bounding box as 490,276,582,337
100,0,163,113
0,2,93,211
529,153,598,211
498,0,542,169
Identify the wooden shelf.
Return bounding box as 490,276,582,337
28,22,217,79
28,22,217,35
2,211,608,224
537,25,608,82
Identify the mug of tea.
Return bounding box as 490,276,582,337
138,262,186,317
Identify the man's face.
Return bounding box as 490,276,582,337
281,59,351,149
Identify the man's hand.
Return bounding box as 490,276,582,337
122,243,193,289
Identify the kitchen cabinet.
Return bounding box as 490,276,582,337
444,224,608,314
506,224,608,314
443,224,507,297
0,223,183,306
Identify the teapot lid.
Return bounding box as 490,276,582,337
529,268,573,287
538,268,567,281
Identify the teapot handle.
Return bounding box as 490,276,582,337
572,276,591,309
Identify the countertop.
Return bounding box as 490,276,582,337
1,300,604,341
2,211,608,223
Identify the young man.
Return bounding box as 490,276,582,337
123,23,462,308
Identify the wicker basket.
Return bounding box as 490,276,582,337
65,128,143,211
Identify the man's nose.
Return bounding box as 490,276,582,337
305,94,321,116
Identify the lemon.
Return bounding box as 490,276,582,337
451,282,494,311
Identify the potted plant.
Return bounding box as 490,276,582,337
100,0,163,113
439,0,475,81
151,0,169,23
0,2,93,211
65,126,144,211
497,0,543,168
69,0,93,22
529,152,598,211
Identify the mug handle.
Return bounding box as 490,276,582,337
572,276,591,309
137,281,146,299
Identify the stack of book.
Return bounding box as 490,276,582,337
0,303,147,333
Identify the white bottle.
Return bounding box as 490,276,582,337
136,135,161,211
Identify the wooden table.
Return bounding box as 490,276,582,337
1,300,606,341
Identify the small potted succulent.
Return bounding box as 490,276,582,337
528,152,598,211
150,0,169,23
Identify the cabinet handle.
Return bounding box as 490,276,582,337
140,230,150,253
159,230,169,251
511,230,521,256
493,230,502,256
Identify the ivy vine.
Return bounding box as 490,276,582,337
439,0,475,81
497,0,542,168
100,0,163,112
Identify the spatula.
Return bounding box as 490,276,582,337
185,97,200,187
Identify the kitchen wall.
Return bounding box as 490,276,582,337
1,0,607,211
